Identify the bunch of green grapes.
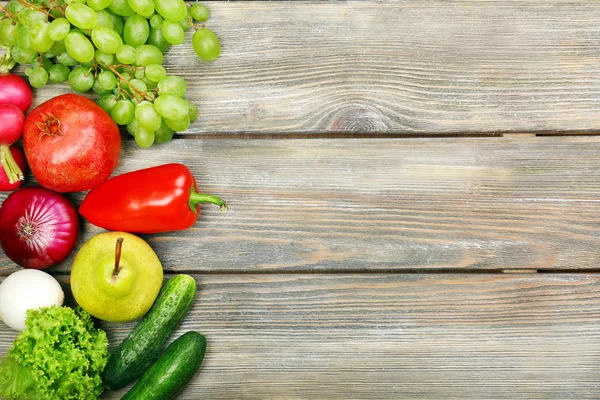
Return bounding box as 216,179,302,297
0,0,219,148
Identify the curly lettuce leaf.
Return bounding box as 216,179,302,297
1,306,109,400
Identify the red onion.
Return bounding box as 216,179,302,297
0,186,79,269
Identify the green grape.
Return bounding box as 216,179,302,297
192,27,220,62
55,51,78,66
116,44,136,63
154,0,186,22
92,80,112,95
135,44,163,66
110,9,124,35
161,20,183,45
68,66,95,92
134,68,145,80
65,31,95,62
153,94,188,120
97,93,118,113
18,9,46,27
17,25,33,49
187,100,198,122
49,9,63,19
11,46,38,64
157,75,186,97
189,3,209,22
128,78,147,95
29,66,49,88
47,39,66,55
144,64,165,82
134,125,155,148
48,63,70,83
24,67,34,77
110,99,135,124
164,114,189,131
0,20,20,47
37,57,53,71
135,101,162,130
97,70,117,90
126,118,139,135
119,70,132,81
108,0,134,17
87,0,113,11
65,3,98,30
65,0,86,4
29,21,55,53
96,9,115,29
49,18,71,41
126,0,154,18
146,27,170,52
123,14,149,47
155,120,173,143
149,14,163,29
141,75,157,90
178,13,191,31
95,48,114,65
6,0,26,15
91,26,123,53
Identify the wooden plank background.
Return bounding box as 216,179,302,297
19,0,600,136
3,136,600,275
2,0,600,398
3,274,600,399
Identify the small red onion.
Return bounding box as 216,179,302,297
0,186,79,269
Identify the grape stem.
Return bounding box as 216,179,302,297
17,0,57,20
0,47,16,75
107,64,148,101
0,4,17,20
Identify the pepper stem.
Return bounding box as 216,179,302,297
0,145,23,184
189,186,228,213
112,238,124,276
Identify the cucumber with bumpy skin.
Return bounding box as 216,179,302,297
122,331,207,400
102,274,197,390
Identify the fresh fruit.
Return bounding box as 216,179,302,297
0,186,79,269
122,331,207,400
0,269,64,331
0,103,25,184
0,0,219,148
0,146,27,191
0,73,33,113
192,27,220,62
102,274,197,389
79,163,227,234
23,93,121,193
70,231,163,323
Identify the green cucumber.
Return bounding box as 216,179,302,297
122,331,207,400
102,274,197,390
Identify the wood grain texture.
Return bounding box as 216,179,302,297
2,136,600,274
2,273,599,399
10,0,600,135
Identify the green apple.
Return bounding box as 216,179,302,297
71,231,163,322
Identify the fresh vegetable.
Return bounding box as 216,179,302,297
0,269,64,331
0,145,26,191
0,306,109,399
0,103,25,184
0,67,33,113
103,274,197,390
23,93,121,193
80,163,227,234
122,331,207,400
0,186,79,269
0,0,220,147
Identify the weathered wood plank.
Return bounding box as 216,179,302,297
2,273,599,399
2,136,600,274
11,0,600,135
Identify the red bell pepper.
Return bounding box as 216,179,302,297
79,163,227,234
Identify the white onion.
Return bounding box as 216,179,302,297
0,269,65,331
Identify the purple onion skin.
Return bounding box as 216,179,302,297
0,186,79,269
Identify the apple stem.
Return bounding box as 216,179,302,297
113,238,124,276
